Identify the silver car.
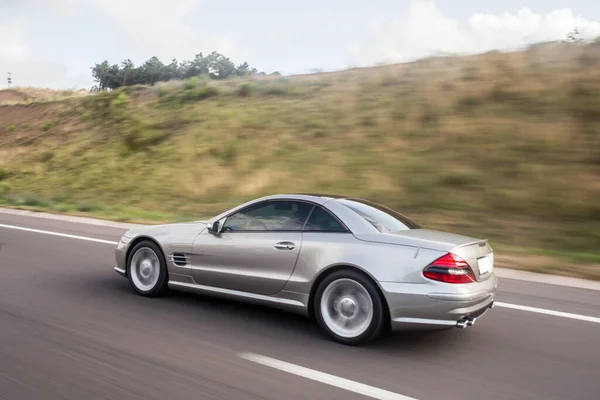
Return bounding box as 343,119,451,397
114,194,497,345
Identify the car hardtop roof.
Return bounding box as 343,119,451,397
253,193,346,204
257,193,381,204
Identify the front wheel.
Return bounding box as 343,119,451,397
314,270,386,345
127,240,169,297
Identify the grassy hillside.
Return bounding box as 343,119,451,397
1,41,599,279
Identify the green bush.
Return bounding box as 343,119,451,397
360,115,376,127
194,86,218,100
0,181,11,195
41,120,55,131
23,194,52,207
123,122,172,151
438,171,481,188
123,85,147,95
221,140,238,165
75,201,101,212
458,96,480,111
0,167,8,180
238,82,255,97
184,77,199,90
462,65,479,81
160,86,219,106
7,125,16,132
263,84,288,96
83,91,118,119
568,84,600,122
40,150,55,162
420,108,439,126
111,92,130,109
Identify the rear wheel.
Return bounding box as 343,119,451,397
314,270,386,345
127,240,169,297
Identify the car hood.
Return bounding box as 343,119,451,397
122,221,208,238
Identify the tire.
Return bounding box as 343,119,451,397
313,269,386,345
126,240,169,297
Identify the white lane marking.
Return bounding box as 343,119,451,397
495,302,600,324
239,353,416,400
0,223,118,246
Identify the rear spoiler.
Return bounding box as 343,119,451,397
453,239,489,249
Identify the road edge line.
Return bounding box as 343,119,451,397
0,207,145,230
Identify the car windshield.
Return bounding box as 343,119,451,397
336,199,421,233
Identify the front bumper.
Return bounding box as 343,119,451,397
382,273,498,331
114,237,130,277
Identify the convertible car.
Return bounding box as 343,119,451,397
114,194,497,345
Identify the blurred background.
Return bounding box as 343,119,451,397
1,0,599,279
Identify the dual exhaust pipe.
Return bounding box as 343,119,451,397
456,316,477,329
456,301,494,329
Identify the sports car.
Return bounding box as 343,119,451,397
114,194,497,345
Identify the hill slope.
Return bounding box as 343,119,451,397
1,42,599,278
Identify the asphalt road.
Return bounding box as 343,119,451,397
1,211,599,400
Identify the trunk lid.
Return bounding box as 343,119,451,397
356,229,495,281
400,229,494,281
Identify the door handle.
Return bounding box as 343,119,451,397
274,242,295,250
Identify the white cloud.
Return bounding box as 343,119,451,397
18,0,76,7
349,1,600,66
0,19,29,61
215,37,236,59
92,0,227,62
0,19,68,88
6,0,78,14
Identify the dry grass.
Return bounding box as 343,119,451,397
1,41,600,278
0,87,89,106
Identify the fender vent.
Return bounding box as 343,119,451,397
170,253,190,267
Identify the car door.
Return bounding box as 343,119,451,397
190,200,314,295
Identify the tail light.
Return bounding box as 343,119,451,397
423,253,475,284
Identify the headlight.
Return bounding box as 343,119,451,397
120,235,132,245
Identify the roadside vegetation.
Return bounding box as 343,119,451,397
1,41,599,279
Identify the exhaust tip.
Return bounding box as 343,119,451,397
456,316,476,328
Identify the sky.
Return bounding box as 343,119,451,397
1,0,600,90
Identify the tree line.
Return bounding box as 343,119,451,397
91,51,278,91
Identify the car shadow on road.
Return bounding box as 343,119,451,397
156,285,469,355
80,271,473,355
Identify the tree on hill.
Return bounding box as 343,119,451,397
566,28,584,43
91,52,265,90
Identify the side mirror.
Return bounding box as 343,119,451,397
208,221,221,234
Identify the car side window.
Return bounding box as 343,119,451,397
222,201,313,232
303,206,347,232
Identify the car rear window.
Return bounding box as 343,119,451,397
336,199,421,233
304,206,347,232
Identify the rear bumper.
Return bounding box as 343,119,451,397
381,273,498,331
